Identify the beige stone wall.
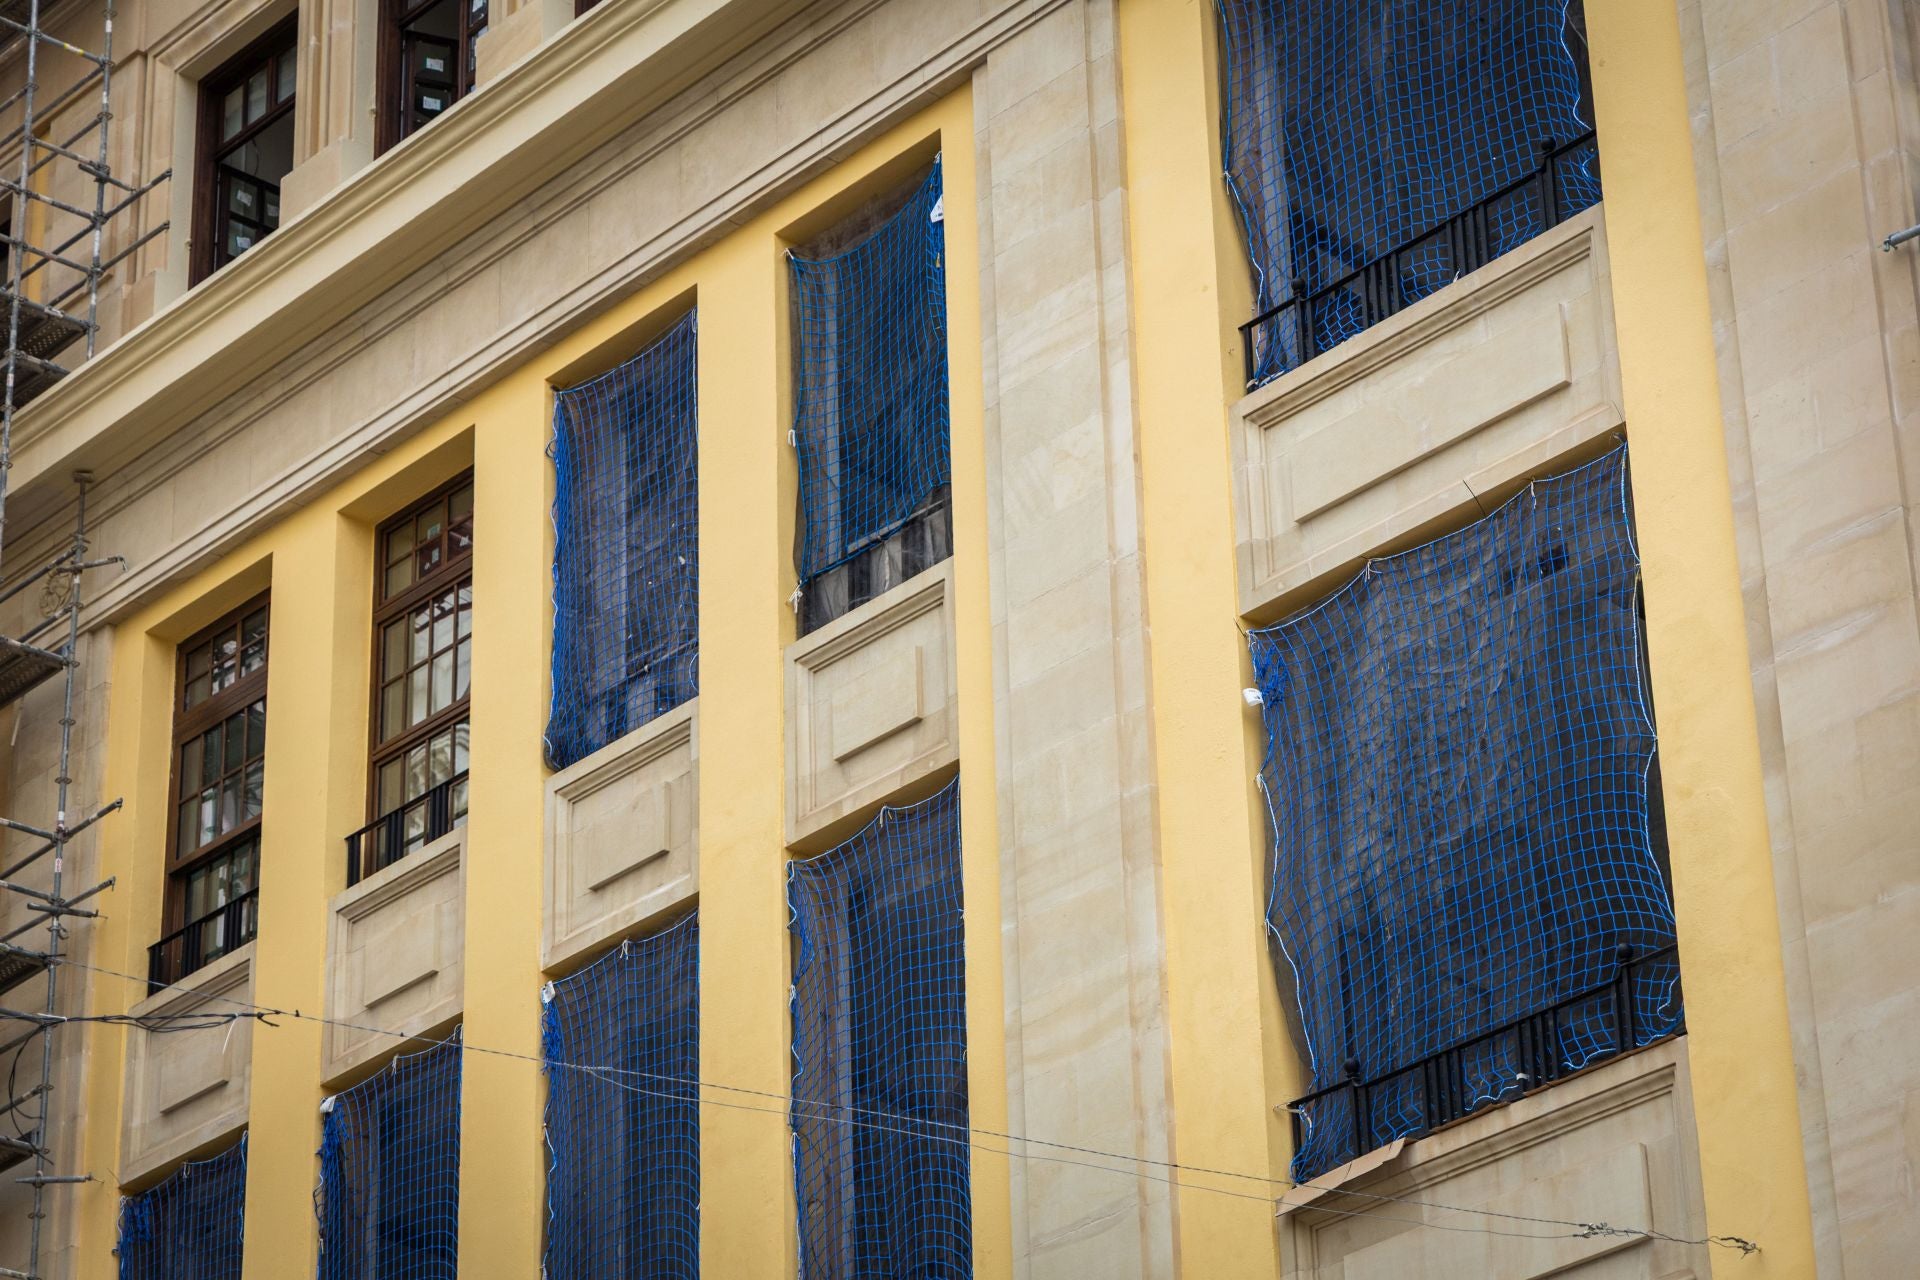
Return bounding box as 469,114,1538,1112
1679,0,1920,1274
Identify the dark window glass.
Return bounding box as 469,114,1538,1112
196,22,297,281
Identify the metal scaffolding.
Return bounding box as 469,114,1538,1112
0,0,166,1272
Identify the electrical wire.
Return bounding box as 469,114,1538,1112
49,956,1759,1255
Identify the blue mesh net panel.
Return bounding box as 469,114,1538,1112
788,778,969,1278
790,160,949,585
542,913,700,1279
1216,0,1599,385
1250,447,1680,1180
547,310,699,771
117,1133,248,1280
316,1035,462,1280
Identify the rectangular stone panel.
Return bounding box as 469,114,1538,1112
786,561,956,846
543,699,698,973
1278,1040,1709,1279
323,831,465,1083
1232,207,1625,616
120,946,254,1186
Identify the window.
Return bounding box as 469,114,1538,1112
1249,447,1679,1179
149,599,269,986
353,477,473,882
546,311,698,770
382,0,488,150
195,21,297,281
317,1037,462,1280
788,781,969,1276
789,160,951,635
1215,0,1599,385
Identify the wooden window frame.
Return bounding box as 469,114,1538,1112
377,0,487,154
163,596,271,935
192,18,298,285
367,474,475,826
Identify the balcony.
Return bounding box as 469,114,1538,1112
1241,131,1601,389
147,889,258,988
345,771,467,886
1286,944,1683,1179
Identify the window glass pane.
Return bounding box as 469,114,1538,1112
219,774,242,833
383,618,408,677
198,792,218,846
224,710,246,771
178,802,198,855
378,758,404,816
385,559,412,597
186,644,212,680
381,680,406,742
454,637,471,702
405,742,428,801
452,719,469,775
428,729,452,786
387,525,415,567
246,699,267,758
410,604,433,663
431,590,455,651
222,86,244,141
243,761,265,820
227,224,256,259
179,738,202,797
276,48,297,103
416,538,443,580
456,583,473,636
185,673,210,707
431,650,453,714
409,666,430,727
245,69,269,123
201,727,223,785
187,866,211,920
449,485,473,550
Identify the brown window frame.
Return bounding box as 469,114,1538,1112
154,596,270,984
377,0,488,154
363,475,474,862
192,19,299,284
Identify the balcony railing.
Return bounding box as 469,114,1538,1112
148,889,259,989
1286,943,1682,1179
345,771,468,886
1240,131,1601,389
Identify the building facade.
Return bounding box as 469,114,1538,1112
0,0,1910,1276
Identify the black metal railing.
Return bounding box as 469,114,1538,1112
148,889,259,989
1287,943,1682,1177
346,771,468,886
1241,131,1601,388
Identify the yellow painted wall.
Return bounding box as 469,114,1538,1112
78,87,1008,1280
1585,2,1818,1274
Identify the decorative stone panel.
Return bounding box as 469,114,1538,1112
1278,1039,1709,1279
786,561,956,846
1231,207,1623,616
120,945,254,1185
543,699,698,973
322,830,464,1083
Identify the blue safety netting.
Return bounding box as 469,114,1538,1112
790,160,949,585
316,1035,462,1280
547,310,699,771
1250,446,1679,1179
789,778,969,1278
542,913,700,1279
1216,0,1600,385
117,1133,248,1280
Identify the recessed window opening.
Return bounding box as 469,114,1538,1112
196,21,297,281
385,0,488,148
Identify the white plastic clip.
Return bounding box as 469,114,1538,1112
790,587,804,614
320,1096,336,1115
540,981,557,1005
1242,687,1264,708
929,194,945,225
789,428,799,448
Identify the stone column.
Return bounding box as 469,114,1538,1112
974,3,1176,1275
282,0,378,220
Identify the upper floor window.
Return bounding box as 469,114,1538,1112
1216,0,1598,386
382,0,488,150
1248,446,1679,1179
349,477,472,882
195,21,297,281
149,599,269,985
789,159,950,635
546,311,698,771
